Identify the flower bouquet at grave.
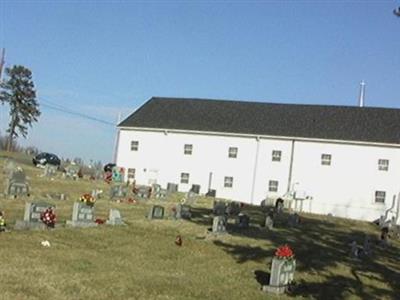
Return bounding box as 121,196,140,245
275,245,295,260
40,208,56,228
0,211,6,232
79,193,96,207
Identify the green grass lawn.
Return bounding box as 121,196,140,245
0,151,399,300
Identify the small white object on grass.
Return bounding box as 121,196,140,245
41,240,51,247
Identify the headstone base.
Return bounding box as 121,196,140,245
15,221,47,230
262,284,287,294
66,220,98,228
106,220,126,226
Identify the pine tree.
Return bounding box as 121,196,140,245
0,65,40,151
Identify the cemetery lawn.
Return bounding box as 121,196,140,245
1,151,400,300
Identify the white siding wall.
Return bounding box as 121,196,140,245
291,141,400,221
116,128,400,222
116,130,258,202
252,140,293,204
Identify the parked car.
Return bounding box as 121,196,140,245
32,153,61,167
103,163,116,172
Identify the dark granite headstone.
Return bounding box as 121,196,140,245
148,205,165,220
213,201,226,216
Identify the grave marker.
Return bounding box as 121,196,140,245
5,168,30,198
15,202,53,230
43,164,57,177
212,216,227,234
182,191,198,206
173,204,192,220
106,208,125,225
148,205,165,220
152,184,167,199
206,189,216,197
66,202,97,227
236,213,250,229
263,257,296,294
213,201,226,216
110,184,127,200
265,215,274,230
226,202,241,216
137,186,151,199
190,184,200,194
3,158,16,176
166,183,178,194
288,213,300,227
64,164,80,180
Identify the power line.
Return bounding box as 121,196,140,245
39,100,116,126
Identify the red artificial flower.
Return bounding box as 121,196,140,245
175,235,182,246
40,208,56,228
127,198,137,204
95,218,105,224
275,245,294,259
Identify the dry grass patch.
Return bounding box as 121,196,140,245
0,151,399,299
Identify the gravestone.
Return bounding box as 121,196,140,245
148,205,165,220
212,216,227,234
106,208,125,225
3,158,16,176
66,202,97,227
166,183,178,194
263,258,296,294
288,213,300,227
190,184,200,194
265,215,274,230
111,166,125,183
43,164,58,177
226,202,241,216
110,184,127,200
363,236,372,256
236,213,250,229
182,191,198,206
137,186,151,199
173,204,191,220
15,202,53,230
275,198,284,214
64,164,80,180
5,169,30,198
350,241,361,258
45,193,68,201
206,189,216,197
213,201,226,216
152,184,167,199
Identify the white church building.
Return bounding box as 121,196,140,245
115,97,400,223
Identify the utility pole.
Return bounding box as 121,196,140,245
0,48,5,81
112,112,122,164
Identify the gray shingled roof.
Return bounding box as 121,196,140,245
118,97,400,145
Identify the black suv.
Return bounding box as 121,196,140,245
32,153,61,167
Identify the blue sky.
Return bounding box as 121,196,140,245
0,1,399,163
